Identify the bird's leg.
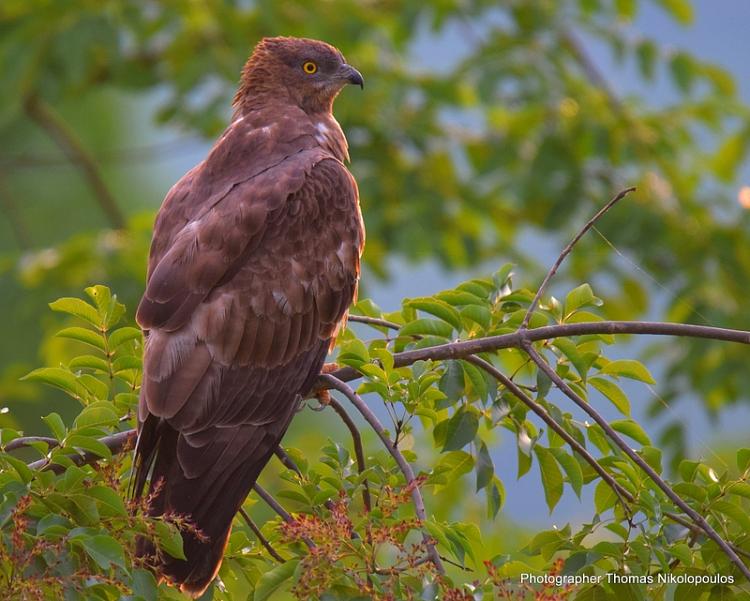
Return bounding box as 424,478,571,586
314,363,340,406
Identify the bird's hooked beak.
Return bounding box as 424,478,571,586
339,63,364,89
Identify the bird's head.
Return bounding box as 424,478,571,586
234,36,363,115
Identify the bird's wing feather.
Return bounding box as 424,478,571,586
135,119,363,595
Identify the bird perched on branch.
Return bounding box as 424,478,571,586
132,36,365,596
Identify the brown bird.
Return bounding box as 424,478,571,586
132,36,365,596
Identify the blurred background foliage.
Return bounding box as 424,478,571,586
0,0,749,532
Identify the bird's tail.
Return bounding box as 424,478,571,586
133,415,292,598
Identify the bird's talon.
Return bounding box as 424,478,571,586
316,389,332,406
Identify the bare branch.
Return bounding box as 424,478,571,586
24,96,126,229
238,507,286,563
520,187,636,329
320,374,445,575
328,397,372,512
523,342,750,580
252,483,315,550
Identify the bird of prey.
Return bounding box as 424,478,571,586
132,36,365,596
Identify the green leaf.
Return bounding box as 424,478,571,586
534,446,563,513
659,0,694,24
599,359,655,384
610,419,651,446
712,500,750,531
22,367,85,399
56,326,106,351
679,460,700,482
475,442,494,491
727,482,750,500
2,453,33,482
549,448,583,498
88,486,127,517
460,304,492,330
636,40,657,80
69,355,110,373
400,318,453,339
461,360,488,401
737,448,750,473
439,360,465,402
108,326,142,349
78,534,127,569
155,520,186,560
435,451,475,485
42,412,67,441
253,558,300,601
132,568,158,601
406,298,462,331
669,52,695,93
112,355,143,373
73,402,119,429
594,480,618,513
590,377,630,416
564,283,601,316
614,0,636,20
488,478,504,519
49,297,101,326
712,131,749,182
65,434,112,459
442,409,479,451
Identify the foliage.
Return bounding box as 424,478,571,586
1,0,750,440
3,274,750,599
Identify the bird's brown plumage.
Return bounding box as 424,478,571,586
133,36,365,596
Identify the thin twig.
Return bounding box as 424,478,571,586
328,397,372,512
464,355,634,509
520,187,636,329
274,447,303,476
320,374,445,575
253,483,292,523
665,512,750,562
238,507,286,562
24,96,126,229
348,315,402,330
523,342,750,580
252,483,315,550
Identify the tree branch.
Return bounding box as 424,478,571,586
25,430,135,473
238,507,286,563
520,187,635,329
464,355,634,509
4,436,58,453
24,96,126,229
323,320,750,386
320,374,445,575
328,397,372,512
523,342,750,580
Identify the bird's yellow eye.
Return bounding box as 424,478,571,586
302,61,318,74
